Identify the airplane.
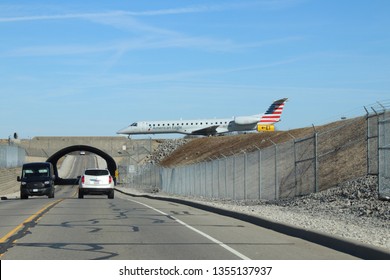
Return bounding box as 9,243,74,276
117,98,288,137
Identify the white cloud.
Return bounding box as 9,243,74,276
0,2,304,59
3,34,300,57
0,1,304,23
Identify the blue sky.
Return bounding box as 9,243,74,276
0,0,389,139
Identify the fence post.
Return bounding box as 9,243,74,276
294,139,297,196
209,158,214,198
314,132,319,192
222,154,227,198
257,147,262,200
364,107,371,175
313,125,319,193
243,150,247,200
233,155,236,200
204,161,207,197
217,158,220,198
269,139,278,200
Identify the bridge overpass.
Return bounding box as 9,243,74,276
17,136,156,164
12,136,158,185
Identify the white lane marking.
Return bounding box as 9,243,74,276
129,198,251,260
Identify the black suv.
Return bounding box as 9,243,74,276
17,162,55,199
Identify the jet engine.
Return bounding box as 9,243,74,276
257,124,275,132
234,116,260,125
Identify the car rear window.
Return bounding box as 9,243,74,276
85,169,109,176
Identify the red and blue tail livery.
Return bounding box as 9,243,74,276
260,98,287,124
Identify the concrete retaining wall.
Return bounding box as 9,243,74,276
0,167,21,196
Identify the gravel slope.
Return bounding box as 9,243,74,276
213,175,389,250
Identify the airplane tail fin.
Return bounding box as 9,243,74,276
259,98,288,124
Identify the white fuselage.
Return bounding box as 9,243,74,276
117,117,263,136
117,98,287,136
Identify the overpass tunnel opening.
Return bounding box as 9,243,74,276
46,145,118,185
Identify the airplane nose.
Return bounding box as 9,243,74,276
116,127,129,134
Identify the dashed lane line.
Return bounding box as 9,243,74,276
129,198,251,260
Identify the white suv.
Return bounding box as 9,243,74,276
78,168,115,199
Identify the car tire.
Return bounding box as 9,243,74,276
78,190,84,199
20,192,28,200
108,190,114,199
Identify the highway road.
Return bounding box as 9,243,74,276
0,155,358,260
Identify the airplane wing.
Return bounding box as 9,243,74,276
190,125,220,136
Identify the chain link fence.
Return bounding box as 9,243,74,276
367,112,379,175
366,101,390,200
378,110,390,199
119,115,378,201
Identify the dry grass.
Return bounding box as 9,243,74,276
160,117,368,192
161,129,315,167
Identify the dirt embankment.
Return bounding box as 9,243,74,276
159,117,367,194
160,117,366,169
160,129,310,167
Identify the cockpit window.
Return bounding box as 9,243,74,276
130,123,137,127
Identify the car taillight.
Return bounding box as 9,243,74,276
109,176,112,184
81,176,85,184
